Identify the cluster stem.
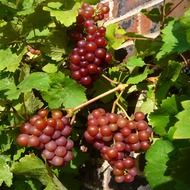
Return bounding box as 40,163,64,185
66,83,128,117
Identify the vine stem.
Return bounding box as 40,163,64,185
102,74,119,84
111,91,131,120
66,83,128,117
180,53,188,66
111,91,124,113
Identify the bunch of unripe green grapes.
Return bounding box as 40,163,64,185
84,108,152,183
16,109,73,167
69,2,112,86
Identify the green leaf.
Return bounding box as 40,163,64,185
156,20,190,59
181,100,190,109
43,2,81,27
11,154,63,190
61,77,86,108
92,77,115,103
13,178,43,190
26,28,51,41
0,48,26,72
168,146,190,187
145,139,174,190
24,92,44,114
42,73,86,109
13,148,25,161
149,95,180,136
127,67,150,84
180,8,190,29
156,61,182,102
83,0,99,4
106,23,126,49
127,56,145,67
141,85,156,114
125,56,145,72
18,72,50,93
0,156,13,187
17,0,35,15
173,108,190,139
42,63,57,73
0,131,13,153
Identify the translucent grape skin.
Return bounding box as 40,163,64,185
16,134,29,147
42,149,54,160
16,109,74,168
84,108,152,184
68,3,112,86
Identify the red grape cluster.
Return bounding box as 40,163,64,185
16,109,73,167
69,2,112,86
84,108,152,183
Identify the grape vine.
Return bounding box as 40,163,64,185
0,0,190,190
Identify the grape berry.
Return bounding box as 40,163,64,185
69,3,112,86
84,108,152,183
16,109,73,167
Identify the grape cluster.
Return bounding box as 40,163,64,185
69,2,112,86
84,108,152,183
16,109,73,167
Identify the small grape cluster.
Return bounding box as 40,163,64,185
84,108,152,183
16,109,74,167
69,2,112,86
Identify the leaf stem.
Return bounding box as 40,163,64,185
111,91,124,113
102,74,119,84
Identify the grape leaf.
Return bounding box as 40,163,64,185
145,139,174,190
0,77,16,91
167,146,190,188
156,20,190,60
42,63,57,73
18,72,50,93
0,156,13,187
24,92,44,114
42,73,86,109
17,0,35,15
141,85,156,114
92,77,115,103
127,67,150,84
84,0,99,4
149,95,180,136
124,56,145,72
0,48,26,72
11,154,65,190
173,107,190,139
0,130,13,153
106,23,126,49
41,88,64,109
13,148,25,161
180,9,190,29
26,28,51,41
43,2,81,27
61,77,86,108
155,61,182,102
13,178,43,190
